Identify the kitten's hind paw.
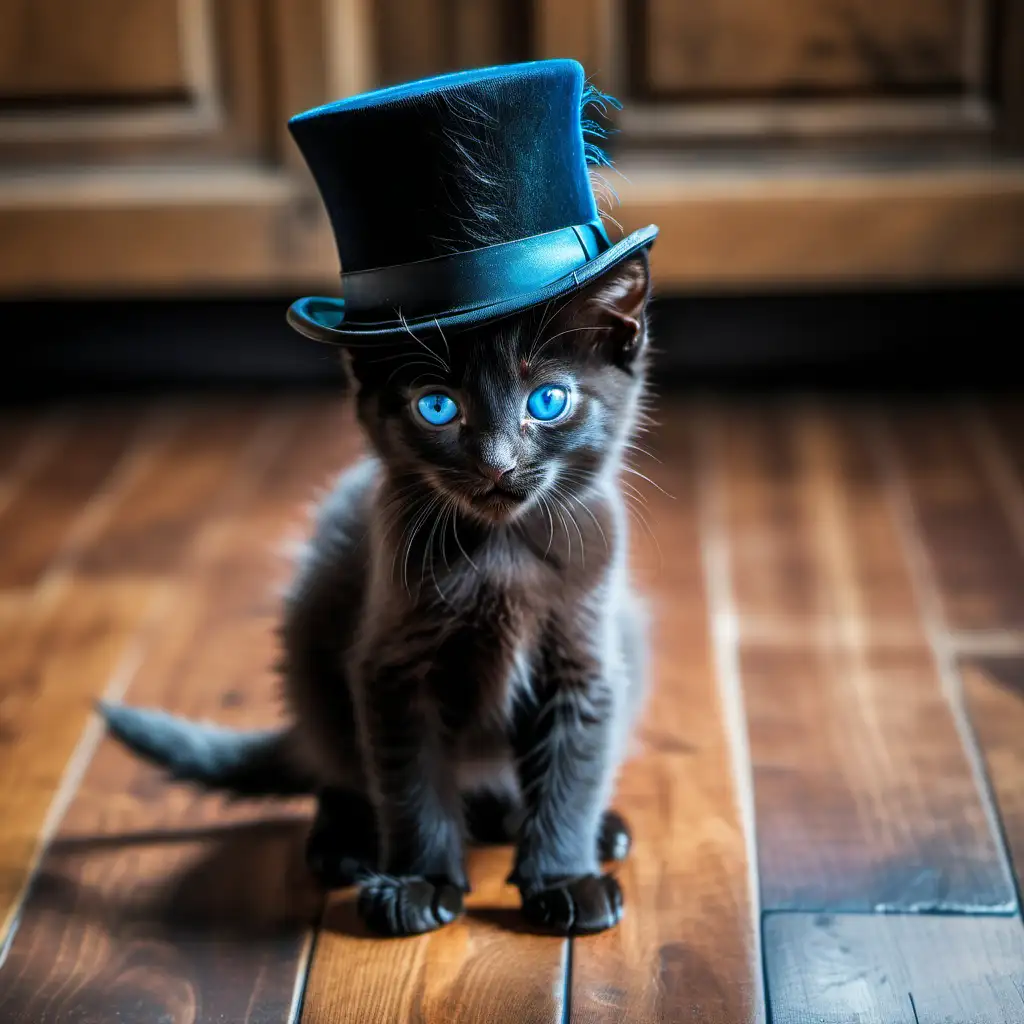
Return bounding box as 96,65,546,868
597,809,631,862
358,875,464,936
521,873,623,935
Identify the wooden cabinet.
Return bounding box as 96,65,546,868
1,0,1022,295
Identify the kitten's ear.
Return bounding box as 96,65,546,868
575,253,651,369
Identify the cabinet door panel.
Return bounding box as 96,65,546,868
0,0,188,100
637,0,984,99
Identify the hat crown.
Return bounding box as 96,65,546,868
288,60,601,274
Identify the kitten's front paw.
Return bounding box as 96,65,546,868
521,873,623,935
358,875,464,936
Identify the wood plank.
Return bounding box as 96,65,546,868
0,402,282,948
566,409,757,1021
0,410,48,480
717,403,923,644
0,398,360,1021
887,407,1024,631
742,642,1012,911
0,406,143,591
75,400,276,576
963,657,1024,887
303,845,565,1024
764,912,1024,1024
0,579,167,947
985,402,1024,487
712,405,1014,911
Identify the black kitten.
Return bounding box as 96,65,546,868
100,251,653,937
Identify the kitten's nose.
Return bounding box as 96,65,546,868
477,458,516,483
474,434,517,483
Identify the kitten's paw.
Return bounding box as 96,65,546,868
358,875,464,936
521,873,623,935
597,809,632,862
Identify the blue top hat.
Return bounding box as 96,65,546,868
286,59,657,341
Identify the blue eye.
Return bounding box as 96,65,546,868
526,384,571,422
416,393,458,426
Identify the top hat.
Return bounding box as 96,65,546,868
285,59,658,341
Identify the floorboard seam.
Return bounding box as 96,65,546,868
561,938,572,1024
0,581,174,963
694,404,767,1024
868,410,1020,914
288,925,320,1024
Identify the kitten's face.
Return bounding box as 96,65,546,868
345,256,650,524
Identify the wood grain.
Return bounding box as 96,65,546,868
303,845,565,1024
75,400,272,576
0,0,186,99
0,410,47,480
566,409,756,1022
0,407,142,590
716,404,923,644
962,657,1024,887
742,642,1012,911
764,912,1024,1024
0,579,165,947
0,402,279,950
0,398,360,1022
640,0,978,98
613,163,1024,288
886,408,1024,631
712,405,1014,911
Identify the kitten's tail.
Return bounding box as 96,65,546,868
97,701,316,797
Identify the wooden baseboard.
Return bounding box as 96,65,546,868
1,161,1023,296
613,159,1024,289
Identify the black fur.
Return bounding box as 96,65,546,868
101,252,654,937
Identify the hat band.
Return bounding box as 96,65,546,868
340,219,610,327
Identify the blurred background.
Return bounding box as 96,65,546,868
0,0,1022,396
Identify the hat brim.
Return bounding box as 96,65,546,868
287,225,658,343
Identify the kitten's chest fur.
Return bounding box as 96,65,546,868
369,522,601,736
407,551,551,732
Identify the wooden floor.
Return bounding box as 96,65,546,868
1,393,1024,1022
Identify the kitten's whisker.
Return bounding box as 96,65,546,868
621,441,662,464
551,491,585,568
433,318,452,364
398,494,441,594
548,495,572,564
397,310,450,374
422,499,450,604
386,360,447,388
553,483,609,554
529,292,578,362
388,492,431,588
450,503,480,573
539,494,555,559
622,464,674,499
530,324,612,363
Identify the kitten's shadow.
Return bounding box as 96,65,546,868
26,816,323,939
28,823,544,941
